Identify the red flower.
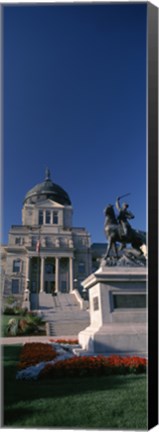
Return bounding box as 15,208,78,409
17,343,57,369
49,338,79,345
39,354,147,379
17,342,147,378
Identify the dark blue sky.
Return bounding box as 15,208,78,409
3,3,147,244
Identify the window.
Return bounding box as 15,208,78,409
13,260,21,273
78,262,85,274
53,211,58,224
32,236,37,246
12,279,19,294
45,237,51,246
38,210,43,225
15,237,21,245
45,263,54,274
46,210,51,224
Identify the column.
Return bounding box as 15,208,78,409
55,257,59,293
40,257,45,292
25,256,30,289
69,257,73,292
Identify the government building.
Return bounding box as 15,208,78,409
1,169,102,298
1,171,146,301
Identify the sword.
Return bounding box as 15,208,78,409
118,193,131,200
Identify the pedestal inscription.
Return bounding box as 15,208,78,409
113,294,146,309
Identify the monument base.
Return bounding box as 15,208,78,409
78,263,147,356
78,322,147,356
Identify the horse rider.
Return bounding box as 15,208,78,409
115,196,134,238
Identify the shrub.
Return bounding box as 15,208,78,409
26,312,44,326
3,307,15,315
18,319,29,333
7,318,19,336
6,311,45,336
3,306,28,316
5,295,16,305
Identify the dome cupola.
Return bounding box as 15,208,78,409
24,169,71,206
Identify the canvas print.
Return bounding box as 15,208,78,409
1,2,153,429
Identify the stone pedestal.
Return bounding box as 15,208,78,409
78,264,147,356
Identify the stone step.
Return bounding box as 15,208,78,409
48,319,89,337
31,291,90,337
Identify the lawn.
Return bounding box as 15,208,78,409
2,345,147,429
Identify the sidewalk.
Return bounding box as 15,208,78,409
1,334,77,345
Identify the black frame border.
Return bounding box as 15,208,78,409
148,2,158,430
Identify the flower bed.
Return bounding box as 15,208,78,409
18,342,58,370
39,354,147,379
16,341,75,380
16,342,147,381
50,338,78,345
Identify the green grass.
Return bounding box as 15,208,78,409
2,345,147,429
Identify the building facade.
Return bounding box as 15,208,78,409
2,169,92,297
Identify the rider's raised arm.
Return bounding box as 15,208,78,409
115,197,121,212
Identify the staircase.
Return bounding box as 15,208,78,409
31,292,90,337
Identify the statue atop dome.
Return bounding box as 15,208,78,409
45,168,51,181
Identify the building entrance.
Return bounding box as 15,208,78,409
45,280,55,294
29,256,73,294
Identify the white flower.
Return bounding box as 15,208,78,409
16,343,76,380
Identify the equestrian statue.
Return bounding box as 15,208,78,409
104,194,146,260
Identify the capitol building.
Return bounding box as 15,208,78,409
1,169,103,298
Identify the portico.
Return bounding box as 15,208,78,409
27,254,74,294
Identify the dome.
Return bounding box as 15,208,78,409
24,169,71,206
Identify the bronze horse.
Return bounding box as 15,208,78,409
104,204,146,259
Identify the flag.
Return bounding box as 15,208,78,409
36,240,41,253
